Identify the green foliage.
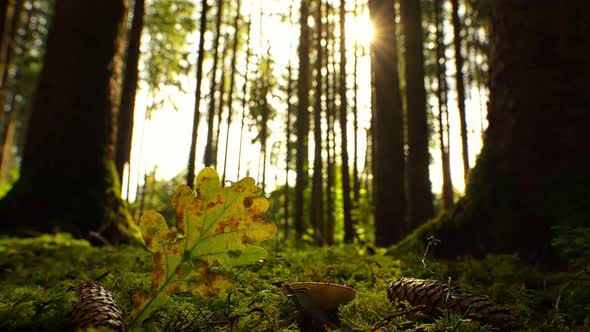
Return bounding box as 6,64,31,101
130,168,277,326
552,226,590,268
142,0,196,115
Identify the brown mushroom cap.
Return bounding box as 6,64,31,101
286,282,356,311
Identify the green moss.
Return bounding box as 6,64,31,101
0,161,141,245
0,234,588,331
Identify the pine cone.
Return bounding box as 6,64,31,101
70,282,127,332
387,277,523,331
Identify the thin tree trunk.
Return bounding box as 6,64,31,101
116,0,145,183
369,0,406,246
204,0,224,167
400,0,434,229
284,4,293,240
213,24,230,169
295,0,311,242
221,0,241,184
0,0,23,128
324,0,336,245
0,0,32,173
0,0,15,89
435,0,454,210
450,0,469,180
311,0,324,245
352,0,360,204
340,0,354,243
186,0,209,188
236,17,251,179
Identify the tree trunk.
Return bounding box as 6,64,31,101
369,0,406,246
324,0,336,245
116,0,145,183
221,0,241,184
204,0,224,167
0,0,139,244
352,0,360,204
400,0,433,231
0,0,24,126
450,0,470,180
213,23,230,168
295,0,310,242
339,0,354,244
0,0,15,88
434,0,454,210
236,17,251,179
186,0,209,188
311,0,324,245
400,0,590,263
284,4,293,241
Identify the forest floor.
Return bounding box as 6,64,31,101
0,233,588,331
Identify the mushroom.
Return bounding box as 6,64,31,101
285,282,356,330
286,282,357,311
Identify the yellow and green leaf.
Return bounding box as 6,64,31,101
129,168,277,326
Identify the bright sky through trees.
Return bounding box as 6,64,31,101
122,0,487,201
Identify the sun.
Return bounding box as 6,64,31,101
350,11,375,48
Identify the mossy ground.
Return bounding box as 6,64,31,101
0,233,588,331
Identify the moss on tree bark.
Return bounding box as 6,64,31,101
394,0,590,264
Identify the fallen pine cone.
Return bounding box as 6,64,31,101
70,282,126,332
387,277,523,331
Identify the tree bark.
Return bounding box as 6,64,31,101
203,0,224,167
221,0,241,184
186,0,209,188
295,0,310,242
311,0,324,245
400,0,590,263
340,0,354,244
369,0,406,246
0,0,24,128
324,0,336,245
116,0,145,183
0,0,139,243
0,0,15,89
434,0,454,210
284,4,293,241
450,0,470,180
400,0,434,230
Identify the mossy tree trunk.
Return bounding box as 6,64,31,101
401,0,590,262
0,0,139,244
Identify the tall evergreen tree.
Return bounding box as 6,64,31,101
295,0,311,242
450,0,469,180
369,0,406,246
400,0,434,229
434,0,453,210
311,0,324,245
221,0,241,183
404,0,590,263
186,0,209,188
339,0,354,243
203,0,224,167
116,0,146,183
0,0,139,243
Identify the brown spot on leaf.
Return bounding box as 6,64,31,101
214,219,240,234
151,253,165,291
